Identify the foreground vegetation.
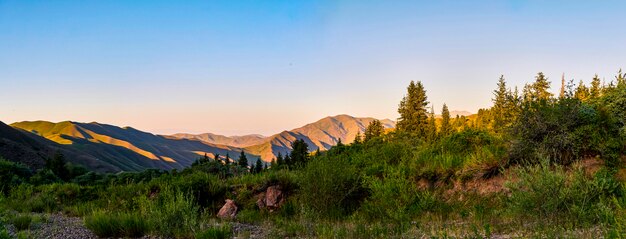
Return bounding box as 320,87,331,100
0,70,625,238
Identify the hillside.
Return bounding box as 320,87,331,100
169,133,266,148
11,121,246,171
0,121,119,172
243,115,396,161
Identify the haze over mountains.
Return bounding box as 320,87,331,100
0,113,463,172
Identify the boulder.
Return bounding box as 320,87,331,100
217,199,238,219
265,185,284,209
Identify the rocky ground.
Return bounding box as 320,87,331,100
2,213,266,239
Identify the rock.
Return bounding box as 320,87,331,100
264,185,284,211
255,192,266,209
217,199,238,219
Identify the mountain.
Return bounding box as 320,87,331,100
243,115,396,161
0,121,119,172
169,133,266,148
435,110,473,118
11,121,245,172
8,115,395,171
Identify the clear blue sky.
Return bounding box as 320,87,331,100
1,0,625,135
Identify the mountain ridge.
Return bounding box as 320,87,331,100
7,114,397,171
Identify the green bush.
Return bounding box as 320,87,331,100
84,211,148,238
299,156,365,219
196,224,232,239
0,159,32,194
0,226,9,239
505,160,622,224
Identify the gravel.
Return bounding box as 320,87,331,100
33,213,97,239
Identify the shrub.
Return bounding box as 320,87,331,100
505,160,622,224
359,168,435,222
298,156,365,219
0,226,9,239
0,159,32,194
196,224,232,239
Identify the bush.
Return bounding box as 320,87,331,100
84,211,148,238
505,160,622,224
298,156,365,219
196,224,232,239
359,168,435,222
0,159,32,194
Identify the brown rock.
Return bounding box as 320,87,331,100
264,185,284,210
217,199,238,219
256,192,266,209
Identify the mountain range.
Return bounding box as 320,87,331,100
1,114,412,172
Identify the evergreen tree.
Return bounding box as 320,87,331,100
575,80,590,101
336,138,344,147
254,158,263,174
364,119,385,142
224,153,230,165
440,103,452,136
397,81,430,137
213,154,220,162
353,131,363,144
46,151,69,181
284,154,292,167
492,75,510,131
427,106,437,140
238,151,248,168
589,74,602,99
276,153,284,166
289,139,310,167
531,72,553,101
617,69,625,86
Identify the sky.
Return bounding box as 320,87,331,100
1,0,625,136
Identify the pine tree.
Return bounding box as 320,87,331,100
589,74,602,99
213,154,220,162
492,75,510,131
427,106,437,140
289,139,309,167
440,103,452,136
575,80,590,101
364,119,385,142
224,153,230,165
284,154,292,167
397,81,430,137
276,153,284,166
353,131,363,144
238,151,248,168
46,151,69,181
254,158,263,174
617,69,625,86
336,138,344,147
531,72,553,101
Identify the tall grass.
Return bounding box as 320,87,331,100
84,211,148,238
505,160,622,225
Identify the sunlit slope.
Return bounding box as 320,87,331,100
11,121,243,171
244,115,396,161
170,133,266,148
0,121,119,172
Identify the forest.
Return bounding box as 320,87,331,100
1,70,625,238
